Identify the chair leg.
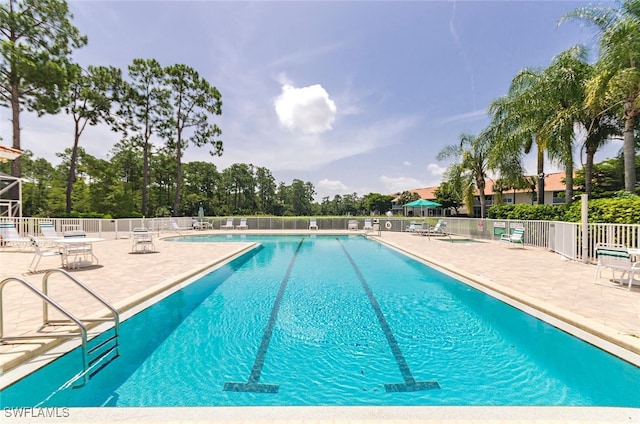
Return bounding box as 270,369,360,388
29,254,40,272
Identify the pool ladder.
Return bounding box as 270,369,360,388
0,269,120,387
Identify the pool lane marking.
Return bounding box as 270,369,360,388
223,237,305,394
337,238,440,393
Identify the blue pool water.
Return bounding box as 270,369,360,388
2,234,640,407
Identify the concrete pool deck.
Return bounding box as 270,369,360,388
0,229,639,422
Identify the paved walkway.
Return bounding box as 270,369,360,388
1,230,639,423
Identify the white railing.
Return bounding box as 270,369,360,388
2,216,638,263
549,221,580,260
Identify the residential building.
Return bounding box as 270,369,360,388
391,172,571,217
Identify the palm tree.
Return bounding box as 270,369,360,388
581,113,621,196
489,47,592,204
489,68,548,204
562,0,640,192
536,46,592,203
438,132,492,218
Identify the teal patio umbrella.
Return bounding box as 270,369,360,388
403,199,441,217
197,202,205,221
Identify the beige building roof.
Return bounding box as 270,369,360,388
399,172,570,201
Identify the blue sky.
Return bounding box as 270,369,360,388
14,0,621,200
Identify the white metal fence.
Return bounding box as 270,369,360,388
2,216,638,263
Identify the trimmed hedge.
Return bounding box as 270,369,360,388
488,195,640,224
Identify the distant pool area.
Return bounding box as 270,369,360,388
2,234,640,407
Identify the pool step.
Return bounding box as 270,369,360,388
86,329,120,379
88,346,119,379
88,331,119,358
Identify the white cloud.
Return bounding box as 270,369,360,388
316,178,348,191
379,176,429,194
426,163,447,179
403,161,412,167
274,84,337,134
438,109,487,125
315,178,350,200
378,163,446,195
269,41,347,69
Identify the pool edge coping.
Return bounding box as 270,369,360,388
3,405,639,423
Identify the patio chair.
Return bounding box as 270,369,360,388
363,219,374,231
60,230,96,268
132,227,155,253
221,218,235,230
593,245,639,290
193,220,212,230
309,218,318,230
237,218,248,230
63,230,87,238
348,220,359,230
500,227,524,248
28,237,63,272
0,221,32,249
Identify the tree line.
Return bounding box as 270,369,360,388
0,148,396,218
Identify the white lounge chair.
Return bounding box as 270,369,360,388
500,227,524,248
309,218,318,230
363,219,374,231
417,219,446,237
348,220,359,230
221,218,235,230
405,222,422,233
237,218,248,230
0,221,32,249
593,245,639,290
39,221,60,242
169,220,186,236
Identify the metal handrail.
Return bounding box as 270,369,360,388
41,269,120,344
0,276,89,384
1,271,121,387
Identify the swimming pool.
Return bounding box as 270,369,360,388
2,234,640,407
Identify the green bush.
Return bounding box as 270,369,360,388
52,212,110,219
489,194,640,224
488,204,565,221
